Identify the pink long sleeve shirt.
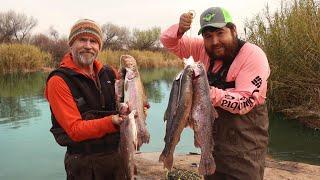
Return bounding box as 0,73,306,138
160,24,270,115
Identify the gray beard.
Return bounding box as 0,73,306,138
78,54,95,66
72,50,96,67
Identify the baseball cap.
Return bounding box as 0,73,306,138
198,7,233,35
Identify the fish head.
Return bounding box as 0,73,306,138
184,65,195,77
193,62,206,78
120,54,138,70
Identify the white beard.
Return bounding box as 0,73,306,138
78,54,95,66
72,49,96,67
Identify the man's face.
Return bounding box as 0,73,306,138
70,35,100,67
202,26,238,61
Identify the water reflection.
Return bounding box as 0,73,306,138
0,72,46,128
268,113,320,165
140,67,181,103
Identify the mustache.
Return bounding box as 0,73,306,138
210,44,223,49
80,50,95,55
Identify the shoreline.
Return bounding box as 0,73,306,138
135,152,320,179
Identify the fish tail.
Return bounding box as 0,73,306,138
159,152,173,170
198,154,216,175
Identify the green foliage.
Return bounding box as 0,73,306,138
98,50,182,69
245,0,320,116
0,43,52,74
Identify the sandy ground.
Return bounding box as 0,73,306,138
134,152,320,180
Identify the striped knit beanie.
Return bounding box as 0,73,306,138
68,19,103,49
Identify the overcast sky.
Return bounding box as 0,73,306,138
0,0,282,37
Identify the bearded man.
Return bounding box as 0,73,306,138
45,19,125,180
161,7,270,180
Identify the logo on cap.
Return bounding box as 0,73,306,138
203,13,215,22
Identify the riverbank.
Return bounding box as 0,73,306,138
135,152,320,179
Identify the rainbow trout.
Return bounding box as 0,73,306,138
119,55,150,149
119,110,137,180
159,65,194,170
191,62,217,175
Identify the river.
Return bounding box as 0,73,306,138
0,69,319,179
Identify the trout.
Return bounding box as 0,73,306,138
159,65,194,170
119,55,150,149
119,110,138,180
191,62,217,176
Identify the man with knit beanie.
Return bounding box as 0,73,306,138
45,19,125,179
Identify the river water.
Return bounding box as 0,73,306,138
0,69,319,179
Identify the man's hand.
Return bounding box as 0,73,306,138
178,12,194,36
111,114,126,125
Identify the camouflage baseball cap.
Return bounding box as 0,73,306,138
198,7,233,35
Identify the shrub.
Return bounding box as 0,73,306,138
0,43,52,74
98,50,182,69
245,0,320,120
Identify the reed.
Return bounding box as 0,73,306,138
0,43,52,74
245,0,320,125
98,50,182,69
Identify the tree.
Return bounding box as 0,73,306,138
49,26,59,41
31,33,69,66
129,27,161,50
0,10,37,43
101,22,130,50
